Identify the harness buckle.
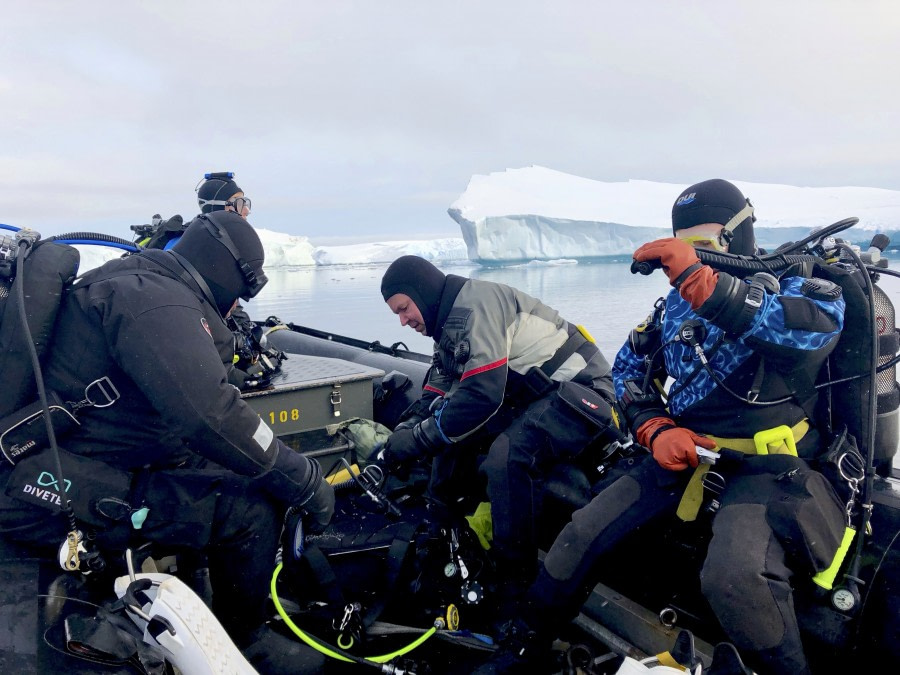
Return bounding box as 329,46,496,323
84,377,120,408
752,424,797,456
69,376,120,412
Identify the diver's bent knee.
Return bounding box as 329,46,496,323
544,474,642,581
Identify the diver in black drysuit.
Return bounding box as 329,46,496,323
0,210,333,673
476,180,848,675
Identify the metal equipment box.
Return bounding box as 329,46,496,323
241,355,384,438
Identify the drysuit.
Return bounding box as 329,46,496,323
0,246,327,655
381,256,617,593
516,262,847,675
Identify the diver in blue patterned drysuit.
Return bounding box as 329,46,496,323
476,179,848,675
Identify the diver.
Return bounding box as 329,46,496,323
378,255,618,617
196,170,252,219
475,179,848,675
0,210,333,674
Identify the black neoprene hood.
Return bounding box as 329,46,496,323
381,255,447,337
672,179,756,255
172,211,265,315
197,174,243,214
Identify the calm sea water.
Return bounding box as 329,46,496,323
245,260,676,359
245,258,900,362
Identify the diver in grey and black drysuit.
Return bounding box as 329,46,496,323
379,255,618,605
476,180,849,675
0,210,333,673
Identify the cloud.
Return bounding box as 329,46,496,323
2,1,899,240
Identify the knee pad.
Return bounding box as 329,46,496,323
544,474,641,581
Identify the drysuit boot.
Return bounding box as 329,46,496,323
472,618,554,675
239,621,326,674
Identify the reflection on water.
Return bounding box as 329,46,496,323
246,261,670,358
248,259,900,361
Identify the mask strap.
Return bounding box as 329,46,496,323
720,200,755,247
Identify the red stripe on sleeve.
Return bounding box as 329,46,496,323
460,357,508,380
424,384,446,395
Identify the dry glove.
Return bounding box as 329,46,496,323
376,427,423,479
633,238,719,309
637,416,716,471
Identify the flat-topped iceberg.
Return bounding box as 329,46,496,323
449,166,900,263
73,229,468,272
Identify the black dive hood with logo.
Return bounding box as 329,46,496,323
171,211,267,316
672,178,757,256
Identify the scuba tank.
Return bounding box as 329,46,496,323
0,228,80,418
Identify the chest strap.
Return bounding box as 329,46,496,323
540,326,589,378
676,418,809,522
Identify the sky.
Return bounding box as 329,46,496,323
3,1,900,244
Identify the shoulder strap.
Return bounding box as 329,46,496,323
299,521,419,628
540,327,587,377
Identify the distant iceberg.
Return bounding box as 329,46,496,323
449,166,900,263
74,230,468,272
72,166,900,270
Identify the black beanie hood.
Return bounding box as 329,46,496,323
381,255,447,337
672,179,756,255
197,174,243,214
172,211,266,316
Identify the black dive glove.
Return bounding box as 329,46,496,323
377,417,446,477
298,478,335,534
281,479,335,570
280,480,335,582
263,439,332,513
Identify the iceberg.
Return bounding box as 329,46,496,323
73,230,468,272
449,166,900,263
313,238,468,266
68,166,900,271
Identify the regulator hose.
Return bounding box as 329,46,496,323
269,563,436,666
45,231,140,252
631,217,860,278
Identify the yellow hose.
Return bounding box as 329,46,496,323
269,562,436,664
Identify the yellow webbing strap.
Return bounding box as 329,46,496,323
812,526,857,590
676,419,809,522
576,324,596,343
654,650,686,670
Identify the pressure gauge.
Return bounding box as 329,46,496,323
831,587,858,612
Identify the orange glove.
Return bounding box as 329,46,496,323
637,417,717,471
633,238,718,309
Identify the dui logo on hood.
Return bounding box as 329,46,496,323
200,317,212,337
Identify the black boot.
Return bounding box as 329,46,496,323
472,618,553,675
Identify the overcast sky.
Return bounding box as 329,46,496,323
3,1,898,243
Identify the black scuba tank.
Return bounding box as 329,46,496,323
869,281,899,472
0,234,80,418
